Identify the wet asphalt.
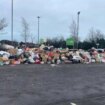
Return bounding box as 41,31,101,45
0,63,105,105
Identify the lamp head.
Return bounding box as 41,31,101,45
37,16,40,19
78,11,80,15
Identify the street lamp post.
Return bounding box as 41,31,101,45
37,16,40,45
11,0,14,45
77,11,80,49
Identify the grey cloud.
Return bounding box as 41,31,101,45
0,0,105,41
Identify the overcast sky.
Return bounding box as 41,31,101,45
0,0,105,42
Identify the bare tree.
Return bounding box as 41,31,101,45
30,34,35,43
70,19,77,42
69,19,80,48
86,28,105,43
95,29,104,40
0,18,7,32
87,27,96,42
21,18,30,44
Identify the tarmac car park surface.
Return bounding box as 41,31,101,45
0,64,105,105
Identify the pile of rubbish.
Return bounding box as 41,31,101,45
0,44,105,66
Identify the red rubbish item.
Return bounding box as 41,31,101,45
48,52,54,57
35,59,41,64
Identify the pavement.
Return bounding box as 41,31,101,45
0,64,105,105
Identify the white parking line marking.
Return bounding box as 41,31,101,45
70,102,77,105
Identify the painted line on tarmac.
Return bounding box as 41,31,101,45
70,102,77,105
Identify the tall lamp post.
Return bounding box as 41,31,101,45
77,11,80,49
37,16,40,45
11,0,14,45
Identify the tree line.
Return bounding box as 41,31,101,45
0,18,105,50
